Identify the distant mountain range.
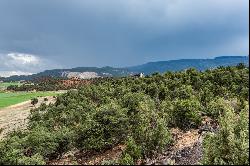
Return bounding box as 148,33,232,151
1,56,249,82
128,56,249,74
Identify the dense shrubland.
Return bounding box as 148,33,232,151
0,64,249,165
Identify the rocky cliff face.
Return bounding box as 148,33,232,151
61,71,100,79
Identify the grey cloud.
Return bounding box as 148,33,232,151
0,0,248,70
0,52,61,76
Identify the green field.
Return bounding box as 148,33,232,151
0,91,58,109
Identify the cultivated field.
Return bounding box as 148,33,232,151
0,91,58,109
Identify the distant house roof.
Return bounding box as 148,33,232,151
132,73,144,78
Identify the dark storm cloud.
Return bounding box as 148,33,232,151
0,0,248,74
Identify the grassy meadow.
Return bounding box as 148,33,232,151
0,91,58,109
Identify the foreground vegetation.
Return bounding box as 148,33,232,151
0,91,58,109
0,64,248,165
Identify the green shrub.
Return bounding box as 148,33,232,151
31,98,38,106
75,101,129,151
0,127,73,164
147,118,172,153
119,153,134,165
129,97,172,157
160,100,175,126
0,132,46,165
0,135,25,165
202,105,249,165
205,98,242,118
17,154,45,165
23,127,73,159
121,92,150,115
122,137,142,161
172,85,195,99
172,97,202,129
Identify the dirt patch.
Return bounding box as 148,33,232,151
48,145,126,165
79,145,126,165
0,96,56,139
143,117,218,165
170,128,202,165
171,128,199,150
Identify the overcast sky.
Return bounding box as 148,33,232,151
0,0,249,76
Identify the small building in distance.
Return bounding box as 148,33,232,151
132,73,145,78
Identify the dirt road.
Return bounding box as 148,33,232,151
0,96,56,139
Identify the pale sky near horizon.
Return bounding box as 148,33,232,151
0,0,249,76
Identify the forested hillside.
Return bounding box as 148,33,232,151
0,64,249,165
